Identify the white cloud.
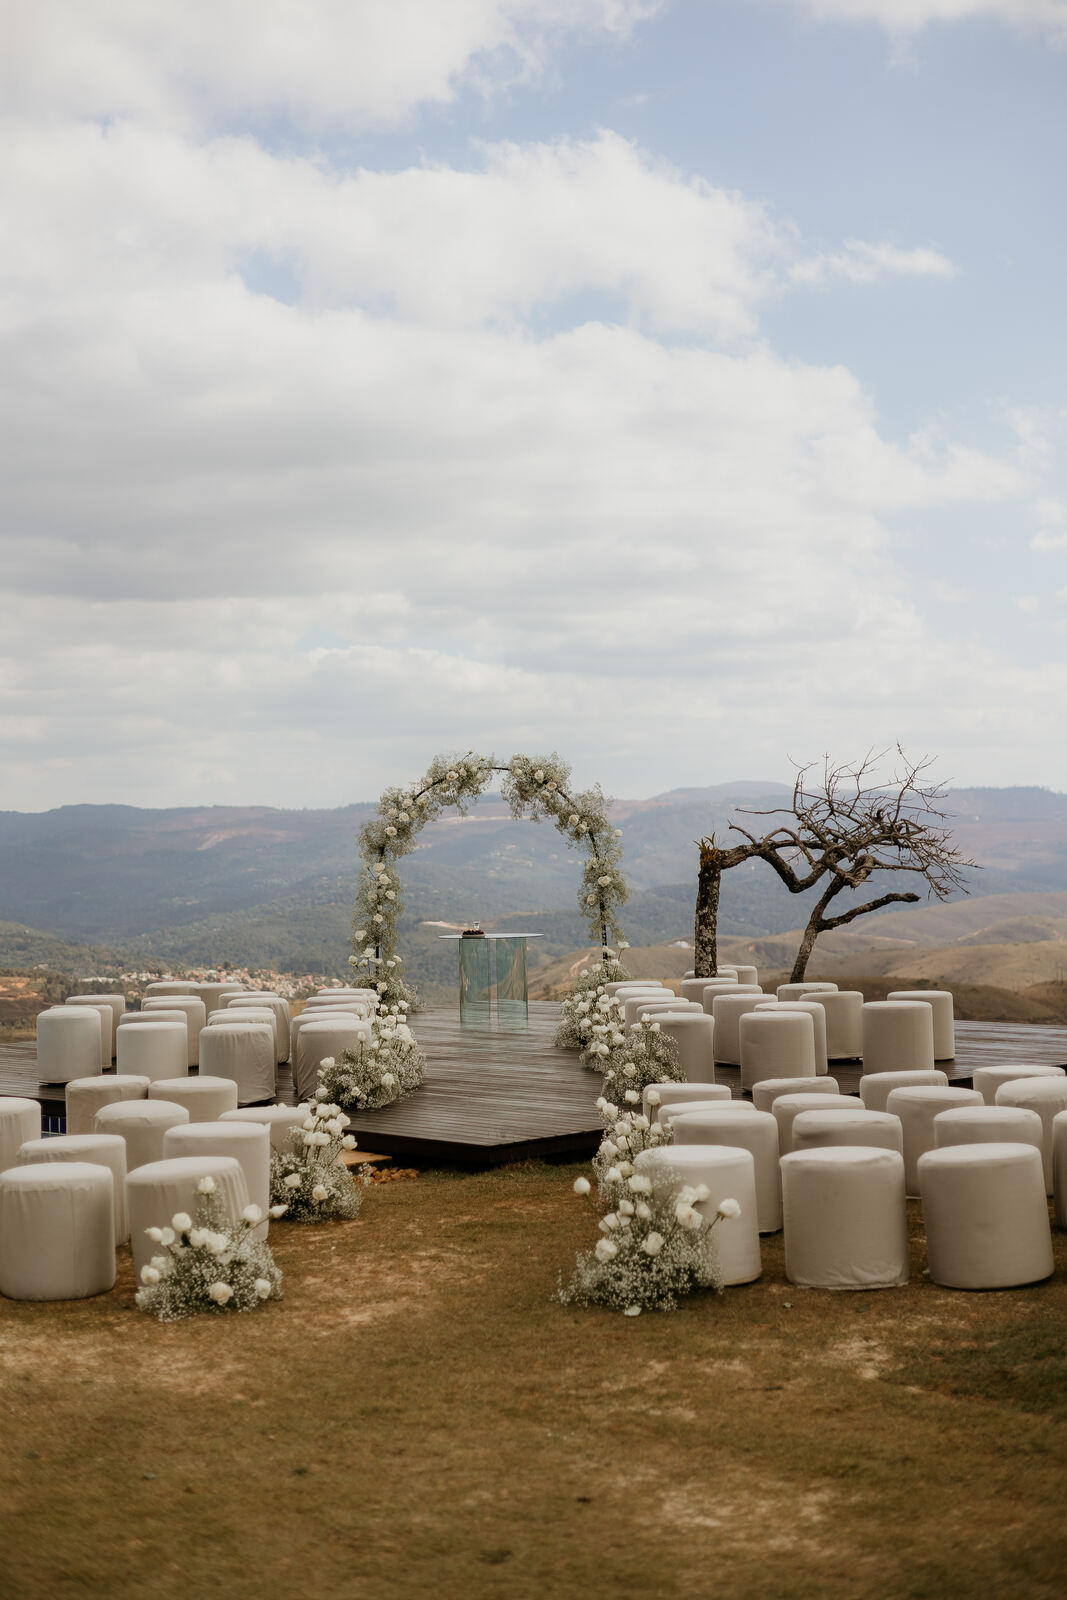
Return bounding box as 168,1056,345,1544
1031,497,1067,551
780,1,1067,44
1014,595,1039,612
791,239,958,288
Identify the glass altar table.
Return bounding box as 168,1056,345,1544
439,934,543,1028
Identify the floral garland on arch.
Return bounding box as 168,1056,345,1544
349,751,631,1009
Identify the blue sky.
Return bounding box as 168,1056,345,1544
1,0,1065,808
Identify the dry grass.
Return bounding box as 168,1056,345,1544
1,1164,1065,1600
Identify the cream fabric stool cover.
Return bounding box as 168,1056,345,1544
148,1076,240,1120
972,1063,1065,1106
671,1106,782,1232
994,1077,1067,1193
605,980,664,997
781,1147,908,1290
0,1162,115,1300
633,999,704,1025
199,1023,275,1105
1052,1111,1067,1228
162,1121,270,1239
116,1021,188,1083
642,1082,733,1121
731,966,759,987
777,982,837,1002
304,993,375,1011
680,976,736,1005
918,1143,1053,1289
207,1006,275,1032
18,1133,129,1244
859,1069,948,1113
65,1075,149,1136
792,1109,902,1155
739,1011,816,1092
36,1007,102,1083
885,1085,983,1195
127,1155,249,1277
0,1099,43,1172
752,1078,840,1115
143,996,207,1066
316,986,378,998
290,1011,369,1070
64,996,118,1063
711,994,773,1065
190,981,243,1016
94,1098,190,1173
819,992,864,1061
118,1010,194,1068
222,995,290,1062
652,1013,716,1083
294,1019,372,1100
623,994,681,1026
773,1093,866,1155
144,981,197,999
934,1104,1043,1158
759,1000,829,1075
701,983,760,1015
634,1144,761,1284
219,1103,310,1153
861,1002,935,1076
887,990,955,1061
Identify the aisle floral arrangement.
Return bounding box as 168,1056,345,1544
553,946,631,1048
315,1004,426,1112
135,1178,285,1322
270,1103,370,1222
578,997,686,1104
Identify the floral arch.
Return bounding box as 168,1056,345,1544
350,752,630,1007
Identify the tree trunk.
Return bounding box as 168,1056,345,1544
694,845,720,977
790,879,841,981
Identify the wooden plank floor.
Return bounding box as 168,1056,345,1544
3,1008,1067,1165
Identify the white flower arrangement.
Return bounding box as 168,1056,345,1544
134,1180,284,1322
553,956,632,1050
591,1099,675,1195
269,1102,370,1222
578,1006,686,1102
315,1006,426,1113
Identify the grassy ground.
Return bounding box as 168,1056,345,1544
1,1164,1065,1600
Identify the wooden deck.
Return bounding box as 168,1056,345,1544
3,1007,1067,1166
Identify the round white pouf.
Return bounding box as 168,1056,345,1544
163,1121,271,1240
144,981,196,999
0,1099,43,1173
1052,1111,1067,1228
199,1023,276,1105
294,1019,371,1100
972,1063,1065,1106
634,1144,761,1285
671,1106,782,1233
18,1133,129,1244
634,1001,705,1028
861,1002,935,1077
739,1011,816,1092
681,976,736,1005
65,1075,149,1137
222,995,290,1063
642,1083,733,1121
290,1011,368,1068
190,981,244,1016
752,1078,841,1115
116,1021,188,1084
94,1099,190,1173
303,994,375,1013
885,1086,984,1195
994,1077,1067,1194
934,1104,1043,1158
859,1069,948,1113
732,966,759,987
777,982,837,1002
148,1076,240,1120
605,980,664,997
887,990,955,1061
143,996,207,1066
760,1000,829,1075
127,1155,250,1277
819,992,864,1061
701,983,760,1015
773,1094,867,1156
652,1013,716,1083
623,994,680,1026
0,1162,116,1301
792,1109,902,1156
781,1147,908,1291
918,1143,1053,1289
64,997,119,1063
220,1103,311,1154
711,994,772,1066
118,1010,194,1065
36,1007,102,1083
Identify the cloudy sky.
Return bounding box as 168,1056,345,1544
3,0,1065,811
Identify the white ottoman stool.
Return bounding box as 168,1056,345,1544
0,1099,43,1173
289,1012,368,1072
752,1078,841,1115
94,1099,190,1173
116,1021,188,1083
220,1103,311,1153
1052,1110,1067,1228
885,1086,984,1195
934,1104,1043,1160
732,966,760,987
143,996,207,1066
994,1077,1067,1193
777,982,837,1002
605,980,664,997
711,995,772,1066
681,977,736,1005
819,992,864,1061
671,1106,782,1232
200,1023,276,1104
759,1000,829,1075
652,1013,716,1083
623,995,684,1026
972,1063,1065,1106
792,1108,902,1155
781,1148,908,1291
859,1069,948,1113
304,994,375,1013
148,1076,240,1120
36,1007,102,1083
861,1002,935,1076
144,981,196,999
191,981,244,1016
634,1144,761,1284
294,1019,371,1100
65,1075,149,1137
222,995,290,1062
64,997,118,1064
740,1011,816,1092
0,1162,116,1300
635,999,704,1021
18,1133,129,1243
887,990,955,1061
773,1093,866,1155
643,1082,733,1121
918,1144,1053,1289
163,1121,271,1239
127,1155,250,1277
700,982,757,1012
217,999,283,1061
118,1010,193,1065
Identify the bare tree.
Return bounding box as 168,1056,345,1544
693,830,823,976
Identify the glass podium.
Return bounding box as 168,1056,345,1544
439,934,543,1028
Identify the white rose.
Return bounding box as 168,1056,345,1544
311,1185,329,1202
354,929,366,940
642,1232,664,1256
196,1176,216,1195
398,812,410,823
254,1278,272,1299
159,1227,175,1246
628,1175,653,1194
171,1213,192,1233
604,1166,622,1184
385,826,397,837
269,1205,288,1218
207,1282,233,1304
145,1226,164,1243
635,1201,652,1220
618,1161,634,1177
385,890,396,900
598,875,612,887
624,1090,639,1103
617,1199,635,1217
139,1265,161,1285
534,769,545,782
342,1135,357,1150
717,1198,742,1220
242,1204,263,1224
283,1173,302,1189
594,1238,618,1262
572,1176,591,1196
